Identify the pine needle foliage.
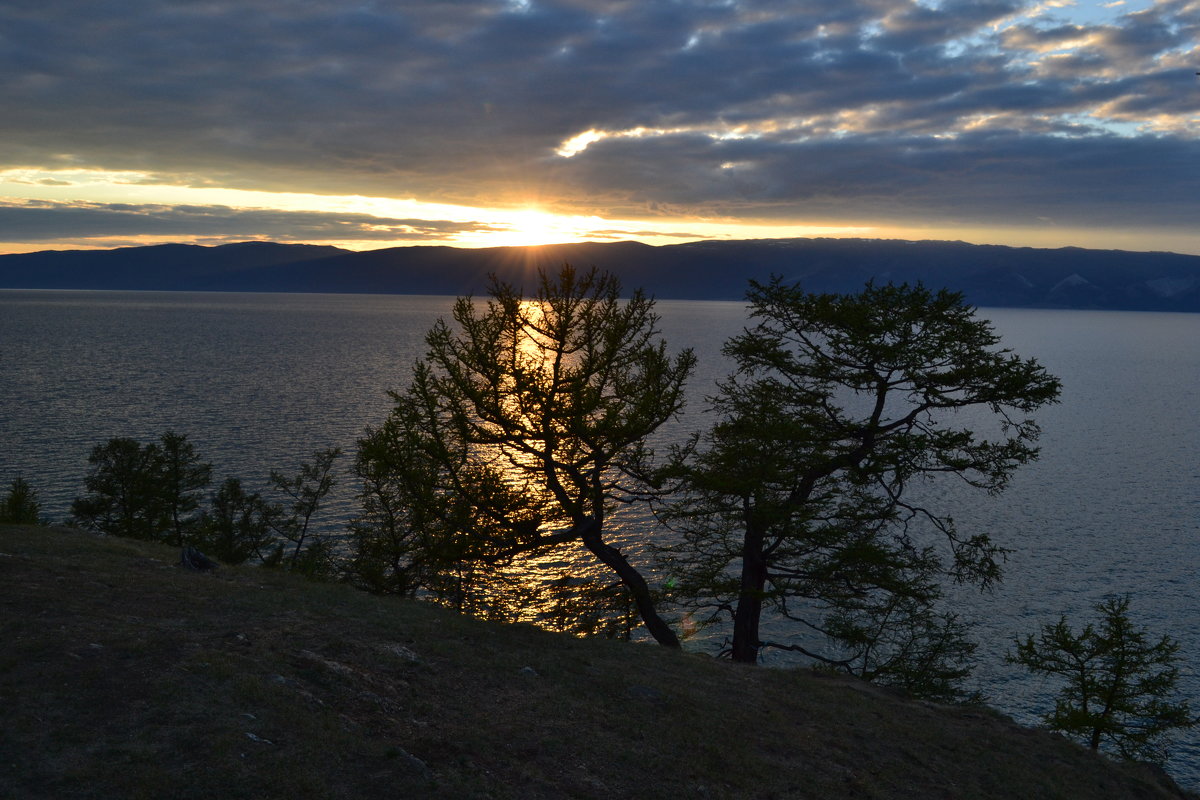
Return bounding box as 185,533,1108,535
659,278,1062,687
351,265,695,644
1010,594,1198,764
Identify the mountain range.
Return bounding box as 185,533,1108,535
3,237,1200,312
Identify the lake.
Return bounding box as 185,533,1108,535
1,289,1197,786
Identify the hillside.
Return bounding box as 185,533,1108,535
3,238,1200,312
0,525,1192,799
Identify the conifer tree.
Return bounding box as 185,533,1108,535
1010,595,1197,763
71,432,212,544
353,265,694,644
660,278,1061,680
1,476,42,525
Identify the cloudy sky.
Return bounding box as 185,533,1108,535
1,0,1197,255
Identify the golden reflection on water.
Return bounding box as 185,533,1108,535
446,298,658,639
444,512,654,640
446,297,652,642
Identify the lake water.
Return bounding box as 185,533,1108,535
1,289,1197,786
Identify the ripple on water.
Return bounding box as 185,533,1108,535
2,292,1197,787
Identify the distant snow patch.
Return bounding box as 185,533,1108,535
1144,277,1197,298
1050,273,1093,292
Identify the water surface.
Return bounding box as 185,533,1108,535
2,289,1196,784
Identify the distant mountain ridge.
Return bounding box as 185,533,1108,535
3,237,1200,312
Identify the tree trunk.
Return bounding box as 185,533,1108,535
579,520,681,648
731,521,768,664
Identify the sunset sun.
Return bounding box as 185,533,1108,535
486,208,584,247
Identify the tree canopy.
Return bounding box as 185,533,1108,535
71,432,211,542
351,265,695,645
659,278,1062,684
1,476,42,525
1010,595,1197,763
69,433,341,573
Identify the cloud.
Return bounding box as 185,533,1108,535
544,128,1200,229
0,200,506,243
579,227,716,241
0,0,1197,241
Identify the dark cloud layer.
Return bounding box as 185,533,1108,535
1,0,1197,236
0,200,505,243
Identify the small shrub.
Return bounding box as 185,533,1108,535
1,475,42,524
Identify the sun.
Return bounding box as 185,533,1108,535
478,207,593,248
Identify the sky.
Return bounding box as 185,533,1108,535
1,0,1197,256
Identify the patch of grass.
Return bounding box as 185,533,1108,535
1,524,1194,799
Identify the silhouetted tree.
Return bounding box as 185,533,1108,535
196,477,280,565
270,447,342,576
659,279,1061,680
350,397,482,602
1009,595,1197,763
71,437,165,539
822,594,980,703
1,476,42,525
353,265,695,645
158,431,213,546
71,433,213,543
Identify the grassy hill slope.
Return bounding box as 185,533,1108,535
0,525,1191,799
